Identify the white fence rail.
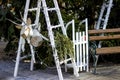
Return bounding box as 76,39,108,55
66,18,89,72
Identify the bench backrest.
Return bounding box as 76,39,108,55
89,28,120,55
89,28,120,41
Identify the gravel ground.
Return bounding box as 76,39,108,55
0,60,120,80
0,41,78,80
0,60,79,80
1,41,120,80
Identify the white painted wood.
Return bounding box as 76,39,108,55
14,0,41,77
65,18,89,73
14,0,80,79
65,20,79,77
14,37,23,77
96,0,113,30
96,0,113,49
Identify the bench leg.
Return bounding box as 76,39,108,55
89,41,99,74
93,55,99,74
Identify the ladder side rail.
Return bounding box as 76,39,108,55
96,2,106,48
14,0,30,77
53,0,67,35
42,0,63,80
96,2,106,29
29,44,36,70
103,0,113,29
42,0,55,47
14,37,24,77
98,0,113,48
96,0,113,49
35,0,42,29
22,0,30,26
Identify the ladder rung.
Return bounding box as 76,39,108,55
105,4,109,7
66,63,73,68
29,24,36,27
20,54,31,60
28,8,38,11
104,3,112,8
47,8,58,11
51,24,62,29
60,58,72,64
101,18,105,21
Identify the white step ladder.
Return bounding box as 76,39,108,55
92,0,113,73
14,0,79,80
95,0,113,48
14,0,41,77
95,0,113,30
42,0,78,79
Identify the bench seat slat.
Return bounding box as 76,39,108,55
89,28,120,34
96,46,120,55
89,34,120,41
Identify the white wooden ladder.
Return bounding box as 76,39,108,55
42,0,79,79
95,0,113,48
95,0,113,30
14,0,41,77
14,0,79,80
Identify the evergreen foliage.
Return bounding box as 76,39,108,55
55,32,74,60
